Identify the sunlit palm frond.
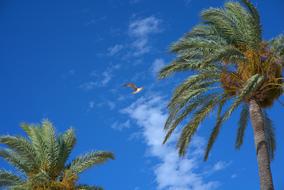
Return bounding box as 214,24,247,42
70,151,114,174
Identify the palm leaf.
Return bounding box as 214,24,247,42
177,95,222,156
70,151,114,174
204,95,229,160
0,170,23,187
0,136,38,170
235,104,249,149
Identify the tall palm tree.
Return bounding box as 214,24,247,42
159,1,283,189
0,120,114,190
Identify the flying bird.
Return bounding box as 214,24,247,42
124,83,143,94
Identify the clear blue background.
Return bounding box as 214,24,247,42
0,0,283,189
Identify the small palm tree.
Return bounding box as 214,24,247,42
159,1,283,189
0,120,114,190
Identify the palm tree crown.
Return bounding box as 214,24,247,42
159,0,283,160
0,120,114,190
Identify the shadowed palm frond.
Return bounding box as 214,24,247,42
235,104,249,149
204,95,230,160
164,93,220,144
0,170,23,187
177,95,223,156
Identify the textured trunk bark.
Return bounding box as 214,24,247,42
249,99,274,190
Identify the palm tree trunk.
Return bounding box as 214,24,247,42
249,99,274,190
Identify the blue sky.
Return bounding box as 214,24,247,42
0,0,283,189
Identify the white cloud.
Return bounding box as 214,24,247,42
61,69,76,79
212,161,231,172
101,70,112,86
152,58,166,76
106,100,116,110
80,81,98,91
81,67,115,90
122,96,220,190
128,16,161,56
129,16,160,37
89,101,95,109
131,38,149,56
231,174,237,179
108,44,124,56
111,120,131,131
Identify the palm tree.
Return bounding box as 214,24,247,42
0,120,114,190
159,1,283,189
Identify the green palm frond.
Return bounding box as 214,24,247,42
0,149,31,173
204,95,229,160
170,72,220,103
159,59,218,79
269,34,284,57
41,120,60,172
0,136,38,170
240,0,262,43
263,112,276,160
70,151,114,174
186,24,218,38
28,170,51,187
235,104,249,149
56,128,76,173
164,93,219,144
177,95,222,156
21,123,47,165
169,82,218,111
0,121,113,189
0,170,23,187
202,1,261,50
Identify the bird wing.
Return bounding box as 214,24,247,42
124,83,138,91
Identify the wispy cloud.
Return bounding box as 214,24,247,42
122,95,220,190
108,44,124,56
212,161,231,172
89,101,95,109
129,16,160,37
101,70,112,86
80,81,98,91
80,64,119,90
61,69,76,79
231,174,237,179
151,58,166,77
106,100,116,110
84,16,107,26
128,16,161,56
111,120,131,131
107,16,162,58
